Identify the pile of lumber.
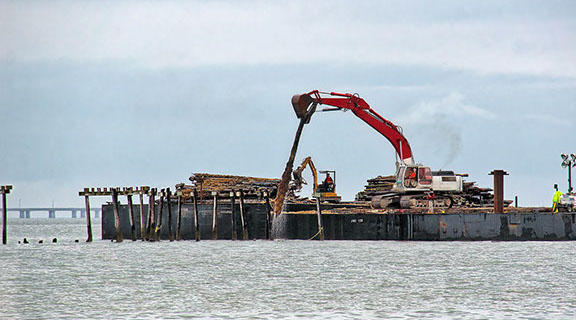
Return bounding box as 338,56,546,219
459,181,495,206
355,175,396,202
355,174,506,207
186,173,280,199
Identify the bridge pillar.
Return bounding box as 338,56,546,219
49,210,56,218
19,210,25,218
26,211,30,218
72,210,77,218
95,210,100,218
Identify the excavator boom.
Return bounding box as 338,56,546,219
292,156,318,192
292,90,415,165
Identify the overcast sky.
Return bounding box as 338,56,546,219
1,0,575,210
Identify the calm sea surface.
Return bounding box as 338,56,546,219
1,218,575,320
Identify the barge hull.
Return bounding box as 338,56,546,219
272,212,576,240
102,203,576,241
101,203,270,240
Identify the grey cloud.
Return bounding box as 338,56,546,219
1,1,575,77
397,92,496,125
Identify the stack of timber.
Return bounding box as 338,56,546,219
355,175,396,202
355,174,510,207
458,181,497,207
186,173,280,199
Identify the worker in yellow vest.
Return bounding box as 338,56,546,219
552,184,563,213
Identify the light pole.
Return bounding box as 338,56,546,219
561,153,576,194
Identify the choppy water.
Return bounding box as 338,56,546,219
1,219,575,320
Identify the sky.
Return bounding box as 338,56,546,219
1,0,575,210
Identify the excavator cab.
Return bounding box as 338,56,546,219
392,165,433,193
314,170,341,203
317,170,336,193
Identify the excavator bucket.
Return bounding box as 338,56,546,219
291,94,314,119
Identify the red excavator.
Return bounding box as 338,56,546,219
291,90,463,209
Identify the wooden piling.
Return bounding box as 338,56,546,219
176,191,182,241
230,191,237,240
315,197,325,240
156,189,164,241
264,191,272,240
2,189,8,245
84,194,93,242
193,189,200,241
111,188,123,243
274,115,311,215
239,189,249,240
147,188,156,241
127,194,137,241
212,192,218,240
167,188,174,242
139,192,146,241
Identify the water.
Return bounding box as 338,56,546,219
1,219,575,319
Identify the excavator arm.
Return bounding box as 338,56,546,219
291,156,318,192
292,90,415,165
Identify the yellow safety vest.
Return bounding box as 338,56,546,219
553,191,563,204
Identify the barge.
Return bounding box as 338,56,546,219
101,201,576,241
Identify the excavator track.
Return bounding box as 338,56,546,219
372,193,454,209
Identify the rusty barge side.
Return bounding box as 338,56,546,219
272,211,576,241
101,201,576,241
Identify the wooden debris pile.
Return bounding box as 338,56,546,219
459,181,496,207
185,173,280,199
355,174,509,207
355,175,396,202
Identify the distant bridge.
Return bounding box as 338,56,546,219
5,207,101,218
